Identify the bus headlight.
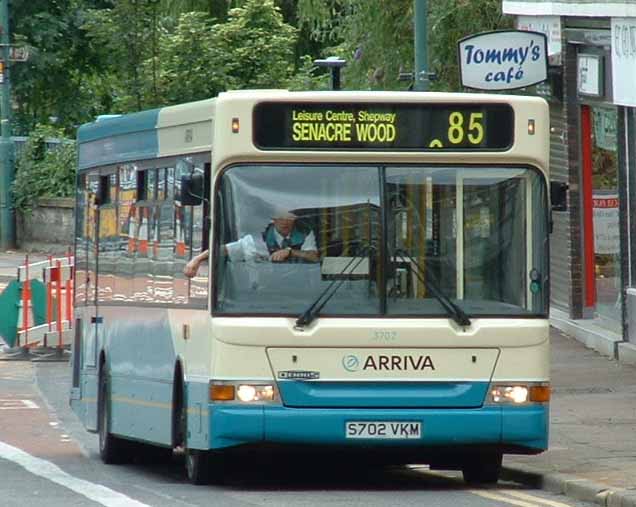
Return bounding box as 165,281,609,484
488,383,550,404
237,384,274,402
210,381,278,403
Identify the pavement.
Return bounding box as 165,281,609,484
1,248,636,505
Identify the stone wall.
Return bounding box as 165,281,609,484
17,197,74,254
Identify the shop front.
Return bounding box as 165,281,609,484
505,3,636,360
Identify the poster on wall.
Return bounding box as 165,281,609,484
593,108,617,152
611,17,636,107
593,193,620,255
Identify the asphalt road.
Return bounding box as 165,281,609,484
0,360,594,507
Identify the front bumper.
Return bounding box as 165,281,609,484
209,404,549,453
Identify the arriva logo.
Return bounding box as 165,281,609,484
343,354,436,372
342,354,361,372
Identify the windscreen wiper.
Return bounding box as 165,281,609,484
295,245,375,329
394,248,471,328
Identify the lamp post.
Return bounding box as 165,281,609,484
413,0,429,91
0,0,14,249
314,57,347,91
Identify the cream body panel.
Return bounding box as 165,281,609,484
266,347,499,382
211,339,277,380
491,340,550,381
167,308,213,379
212,317,549,349
157,98,214,158
211,91,549,179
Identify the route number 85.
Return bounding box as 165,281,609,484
448,112,484,145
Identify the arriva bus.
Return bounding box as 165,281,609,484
70,90,552,485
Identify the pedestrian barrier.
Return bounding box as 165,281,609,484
0,252,74,362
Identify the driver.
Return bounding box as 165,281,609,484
184,208,319,278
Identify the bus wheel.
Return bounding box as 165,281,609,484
98,369,129,464
461,454,502,484
185,449,210,485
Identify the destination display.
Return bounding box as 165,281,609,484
253,102,514,151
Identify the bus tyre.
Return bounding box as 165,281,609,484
98,370,128,464
185,449,210,485
461,454,502,484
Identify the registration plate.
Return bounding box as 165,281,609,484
345,421,421,439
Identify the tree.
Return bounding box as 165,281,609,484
151,0,297,104
297,0,512,92
12,125,77,212
83,0,164,111
211,0,298,90
10,0,114,135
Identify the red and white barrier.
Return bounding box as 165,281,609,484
15,252,74,359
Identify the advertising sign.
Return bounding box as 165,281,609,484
578,54,603,97
458,30,548,91
517,15,562,66
593,193,619,255
611,17,636,107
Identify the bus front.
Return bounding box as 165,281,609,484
206,91,550,484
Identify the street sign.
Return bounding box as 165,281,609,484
0,45,29,62
9,45,28,61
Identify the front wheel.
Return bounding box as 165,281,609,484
98,369,129,464
185,449,210,485
461,454,502,484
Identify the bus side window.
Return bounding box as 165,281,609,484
188,161,210,303
173,156,210,306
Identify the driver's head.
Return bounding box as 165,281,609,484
271,209,297,237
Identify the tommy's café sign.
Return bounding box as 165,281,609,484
458,30,549,91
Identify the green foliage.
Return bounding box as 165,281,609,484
11,0,115,135
12,126,77,212
83,1,164,111
298,0,414,91
297,0,513,92
149,0,298,105
429,0,512,91
212,0,298,90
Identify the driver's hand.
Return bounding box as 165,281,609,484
271,248,291,262
183,259,199,278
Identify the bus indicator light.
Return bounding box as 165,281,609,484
210,384,235,401
232,117,240,133
529,385,551,402
528,119,536,135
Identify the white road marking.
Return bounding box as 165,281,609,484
500,490,574,507
470,489,574,507
0,399,38,410
470,490,542,507
0,441,151,507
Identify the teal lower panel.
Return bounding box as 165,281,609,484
277,381,489,408
209,404,548,452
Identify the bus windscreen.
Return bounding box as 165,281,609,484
253,102,514,151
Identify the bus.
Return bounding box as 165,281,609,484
70,90,552,485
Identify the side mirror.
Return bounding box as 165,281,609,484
550,181,568,212
179,173,204,206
